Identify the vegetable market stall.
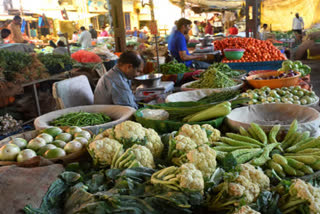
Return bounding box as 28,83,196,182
0,49,320,213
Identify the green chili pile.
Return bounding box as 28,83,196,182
50,112,112,127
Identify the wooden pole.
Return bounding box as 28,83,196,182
109,0,126,52
245,0,261,39
149,0,160,72
65,33,71,56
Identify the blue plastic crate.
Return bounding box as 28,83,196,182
227,60,284,72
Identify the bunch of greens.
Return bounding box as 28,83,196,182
0,50,32,80
187,67,237,89
24,164,203,214
37,53,74,75
209,63,246,78
160,59,191,75
279,60,311,77
50,112,112,127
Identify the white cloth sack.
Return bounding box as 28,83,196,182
226,103,320,137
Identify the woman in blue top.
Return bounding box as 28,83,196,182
168,18,210,69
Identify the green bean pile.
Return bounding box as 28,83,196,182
187,67,236,89
50,112,112,127
159,59,191,74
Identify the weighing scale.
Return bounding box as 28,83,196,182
135,81,174,101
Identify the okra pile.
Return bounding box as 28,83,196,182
214,119,320,178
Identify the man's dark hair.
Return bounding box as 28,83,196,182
118,51,142,68
1,28,11,39
57,40,65,47
73,31,78,34
80,26,85,31
177,18,192,30
13,15,21,21
193,20,198,24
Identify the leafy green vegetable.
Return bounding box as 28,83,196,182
159,59,191,74
188,67,237,89
279,60,311,77
50,111,112,127
0,50,32,80
209,63,246,78
25,166,202,214
37,53,74,75
251,191,282,214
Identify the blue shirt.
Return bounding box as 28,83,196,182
168,30,192,67
94,66,138,109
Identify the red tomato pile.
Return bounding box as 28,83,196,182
214,38,286,63
71,50,102,63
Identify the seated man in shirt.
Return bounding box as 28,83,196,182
0,28,11,44
168,18,210,69
53,41,68,55
94,51,144,109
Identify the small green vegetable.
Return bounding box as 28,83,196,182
50,112,112,127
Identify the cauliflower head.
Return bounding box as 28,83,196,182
112,144,155,169
113,121,146,145
151,163,204,193
289,179,320,214
93,128,115,141
186,144,217,179
130,144,155,169
144,128,164,158
228,164,270,203
177,163,204,192
179,124,209,146
88,138,123,167
175,135,197,153
201,124,221,143
233,206,261,214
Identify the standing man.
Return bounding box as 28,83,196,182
94,51,144,109
78,26,92,49
168,18,209,69
192,20,199,37
292,13,304,43
8,16,26,43
89,23,97,39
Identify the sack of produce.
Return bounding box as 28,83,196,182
34,105,136,134
0,164,64,213
226,103,320,137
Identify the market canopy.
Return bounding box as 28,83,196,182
170,0,244,10
34,10,100,21
261,0,320,31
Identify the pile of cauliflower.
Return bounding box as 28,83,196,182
227,164,270,203
168,124,220,179
208,163,270,211
88,121,221,194
89,121,163,169
278,179,320,214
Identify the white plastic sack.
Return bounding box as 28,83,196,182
34,105,136,134
165,89,214,102
226,103,320,137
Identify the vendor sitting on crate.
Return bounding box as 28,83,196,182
168,18,210,69
94,51,144,109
